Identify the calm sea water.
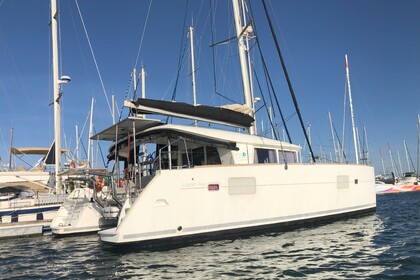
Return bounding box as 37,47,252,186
1,192,419,279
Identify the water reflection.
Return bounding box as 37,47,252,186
111,214,386,279
2,193,420,279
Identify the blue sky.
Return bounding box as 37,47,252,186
0,0,419,175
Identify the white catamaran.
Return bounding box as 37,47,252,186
90,0,377,246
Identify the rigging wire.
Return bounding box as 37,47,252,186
74,0,113,119
341,76,347,162
133,0,153,70
210,0,218,98
170,0,190,103
261,0,316,163
252,67,277,140
118,1,153,120
73,107,92,161
118,74,134,122
165,0,190,124
332,119,347,163
248,3,292,143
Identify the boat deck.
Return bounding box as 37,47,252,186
0,219,52,239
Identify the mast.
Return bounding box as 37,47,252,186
363,126,370,165
9,128,13,170
133,68,137,100
345,54,359,164
403,140,411,172
341,83,347,163
388,143,397,177
356,127,362,163
141,67,146,100
141,66,147,175
87,97,94,167
51,0,62,191
379,148,386,174
112,95,115,125
240,1,256,133
75,125,79,162
231,0,255,135
328,112,339,162
189,26,198,127
268,106,274,139
397,150,403,176
307,125,313,163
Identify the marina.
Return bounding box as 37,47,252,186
1,192,419,279
0,0,419,278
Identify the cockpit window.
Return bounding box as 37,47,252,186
254,148,277,163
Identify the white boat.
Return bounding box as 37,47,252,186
0,146,67,238
0,191,65,238
96,115,376,245
375,171,420,194
50,168,120,235
0,147,53,193
95,0,376,246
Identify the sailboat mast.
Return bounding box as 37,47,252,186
379,148,386,174
9,128,13,170
397,150,403,176
141,66,147,176
75,125,79,162
388,142,397,177
141,67,146,99
345,54,359,164
87,97,94,167
112,95,115,125
364,126,370,165
231,0,255,135
51,0,61,190
328,112,339,162
189,26,198,127
403,140,411,172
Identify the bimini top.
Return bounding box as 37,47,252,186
124,98,255,129
91,117,162,141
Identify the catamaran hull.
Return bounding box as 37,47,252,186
99,163,376,246
51,188,116,235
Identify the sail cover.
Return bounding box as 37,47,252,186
125,98,254,128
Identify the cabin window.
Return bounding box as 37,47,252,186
192,147,205,166
254,148,277,164
206,147,221,165
11,213,18,223
192,146,221,166
36,213,44,221
278,150,297,163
